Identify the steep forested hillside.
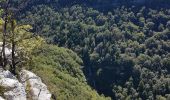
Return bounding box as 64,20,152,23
28,44,110,100
1,0,170,99
0,0,110,100
19,1,170,99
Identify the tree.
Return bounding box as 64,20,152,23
0,0,9,68
0,0,33,74
9,22,44,74
18,3,170,99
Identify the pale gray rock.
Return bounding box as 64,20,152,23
0,78,18,89
0,70,16,79
4,82,26,100
0,70,26,100
0,47,12,58
0,96,5,100
20,70,51,100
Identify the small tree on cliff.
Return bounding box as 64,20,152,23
8,22,44,74
0,0,43,74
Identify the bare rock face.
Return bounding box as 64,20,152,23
0,70,26,100
0,67,51,100
0,41,12,59
0,96,5,100
0,69,16,79
0,78,18,89
3,82,26,100
20,70,51,100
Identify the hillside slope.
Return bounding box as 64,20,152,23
28,44,110,100
20,3,170,99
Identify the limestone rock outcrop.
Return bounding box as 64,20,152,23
0,69,26,100
0,68,51,100
0,96,5,100
20,70,51,100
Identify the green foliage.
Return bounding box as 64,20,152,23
2,18,44,72
0,85,6,98
28,44,110,100
17,0,170,99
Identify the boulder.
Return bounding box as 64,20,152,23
0,70,26,100
0,96,5,100
0,70,16,79
0,78,18,89
4,82,26,100
0,47,12,58
20,70,51,100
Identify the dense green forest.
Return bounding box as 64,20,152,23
29,44,110,100
1,0,170,100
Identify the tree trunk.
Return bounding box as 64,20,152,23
11,19,16,75
2,7,8,69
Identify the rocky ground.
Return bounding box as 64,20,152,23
0,68,51,100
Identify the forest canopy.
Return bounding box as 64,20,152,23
1,0,170,100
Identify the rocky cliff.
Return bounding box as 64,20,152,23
0,68,51,100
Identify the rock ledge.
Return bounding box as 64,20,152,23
0,69,51,100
